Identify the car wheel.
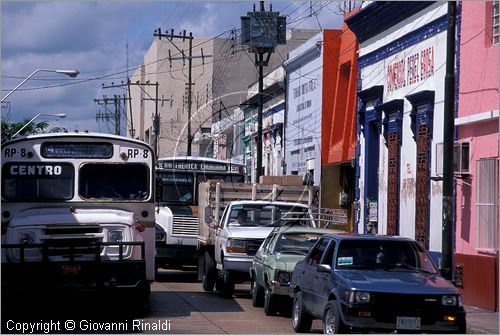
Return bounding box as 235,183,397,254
251,276,264,307
202,253,216,292
292,291,312,333
264,285,277,316
323,301,348,334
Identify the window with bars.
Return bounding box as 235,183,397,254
475,158,499,251
494,1,499,44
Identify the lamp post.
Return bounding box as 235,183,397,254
1,69,79,103
12,113,67,138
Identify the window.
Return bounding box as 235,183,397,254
475,158,499,250
307,238,330,266
494,1,499,44
2,163,74,200
79,163,149,200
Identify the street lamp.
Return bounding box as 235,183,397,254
1,69,79,103
12,113,67,139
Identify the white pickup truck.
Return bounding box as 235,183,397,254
196,181,320,297
211,200,316,296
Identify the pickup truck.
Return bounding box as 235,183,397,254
206,200,317,296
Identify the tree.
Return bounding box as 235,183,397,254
1,117,49,144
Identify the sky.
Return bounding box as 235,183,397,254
1,1,347,134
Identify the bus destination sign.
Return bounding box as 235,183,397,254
158,160,241,173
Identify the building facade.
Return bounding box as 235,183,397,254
455,1,499,311
321,15,358,231
347,2,449,259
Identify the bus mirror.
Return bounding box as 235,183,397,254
156,178,163,198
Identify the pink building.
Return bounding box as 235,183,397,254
455,1,499,311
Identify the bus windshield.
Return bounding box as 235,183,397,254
79,163,149,200
2,162,74,200
157,171,245,204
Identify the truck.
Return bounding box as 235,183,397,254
196,180,320,297
154,157,245,273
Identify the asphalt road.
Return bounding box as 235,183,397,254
2,268,323,334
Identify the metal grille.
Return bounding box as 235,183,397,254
44,225,103,256
415,125,430,248
172,215,199,236
387,131,399,235
475,158,499,250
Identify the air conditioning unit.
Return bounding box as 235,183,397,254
434,141,470,177
454,141,470,176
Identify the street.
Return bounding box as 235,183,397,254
2,268,323,334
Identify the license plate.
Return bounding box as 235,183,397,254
61,264,82,276
396,316,421,330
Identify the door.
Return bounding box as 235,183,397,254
311,240,335,316
301,237,330,316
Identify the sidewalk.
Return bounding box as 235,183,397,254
465,305,499,334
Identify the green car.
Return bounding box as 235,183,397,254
249,226,337,315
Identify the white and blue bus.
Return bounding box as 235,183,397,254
1,132,155,300
155,156,245,270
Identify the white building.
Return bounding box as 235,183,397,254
346,2,449,256
283,32,324,186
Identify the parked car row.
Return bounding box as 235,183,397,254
249,228,467,334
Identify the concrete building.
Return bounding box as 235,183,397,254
129,31,259,159
346,2,449,260
455,1,499,311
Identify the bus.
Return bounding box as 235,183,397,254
155,156,246,270
1,132,155,300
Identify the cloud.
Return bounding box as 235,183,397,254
1,1,346,133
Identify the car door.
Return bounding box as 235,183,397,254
311,239,336,316
255,233,276,286
300,237,331,316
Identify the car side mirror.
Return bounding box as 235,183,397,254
317,264,331,273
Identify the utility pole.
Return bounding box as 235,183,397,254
241,1,286,182
441,1,456,281
94,95,125,135
102,81,160,151
153,28,210,157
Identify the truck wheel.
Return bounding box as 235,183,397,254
250,276,264,307
221,270,235,298
202,252,216,292
292,291,312,333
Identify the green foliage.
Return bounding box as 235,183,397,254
1,117,49,144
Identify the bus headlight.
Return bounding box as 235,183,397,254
156,224,166,241
19,231,35,244
108,230,123,243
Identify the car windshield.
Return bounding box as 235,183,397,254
336,239,438,274
228,204,311,227
273,232,322,255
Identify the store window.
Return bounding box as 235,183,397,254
475,157,499,251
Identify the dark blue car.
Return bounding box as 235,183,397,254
289,233,466,334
